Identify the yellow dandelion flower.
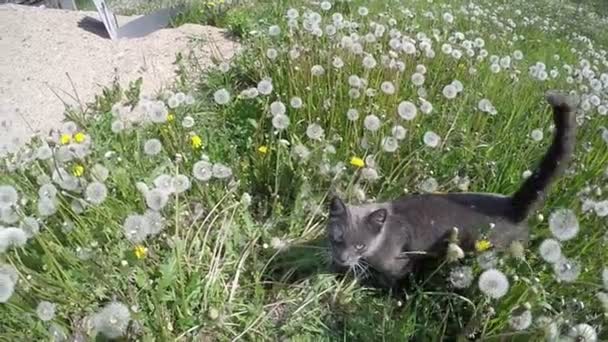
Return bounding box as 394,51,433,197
72,164,85,177
134,245,147,259
475,239,493,252
258,145,268,154
350,157,365,168
167,114,175,122
74,132,86,143
190,134,202,149
60,134,71,145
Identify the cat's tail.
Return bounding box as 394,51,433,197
509,90,577,222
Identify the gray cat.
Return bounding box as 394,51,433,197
327,91,577,288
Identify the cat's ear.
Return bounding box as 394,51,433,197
367,208,387,233
329,196,347,217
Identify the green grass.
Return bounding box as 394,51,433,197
1,0,608,340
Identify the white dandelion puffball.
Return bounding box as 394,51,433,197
147,102,169,123
193,160,213,181
477,251,498,269
530,129,544,142
144,210,165,236
567,323,597,342
182,116,195,128
538,238,561,263
20,217,40,238
270,101,286,116
509,310,532,331
0,273,16,303
172,175,191,194
153,174,175,194
290,97,303,109
478,269,509,299
420,100,433,114
382,137,399,152
362,55,376,69
272,114,290,130
213,89,231,105
364,114,381,131
449,266,474,289
91,164,110,182
123,214,150,243
311,65,325,76
381,81,396,95
392,125,407,140
306,123,325,140
36,145,53,160
92,302,131,339
143,139,162,156
266,48,278,60
411,73,425,86
451,80,464,92
111,120,125,133
37,197,58,217
36,301,57,321
0,227,27,253
268,25,281,36
553,257,581,283
85,182,108,205
347,108,359,121
257,79,273,95
320,0,331,10
361,167,379,181
423,131,441,148
212,163,233,179
167,96,179,109
0,185,18,209
603,267,608,289
145,189,169,211
397,101,417,120
292,144,310,161
442,84,458,99
549,208,579,241
418,177,438,193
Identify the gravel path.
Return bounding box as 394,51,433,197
0,4,240,155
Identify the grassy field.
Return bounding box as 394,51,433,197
1,0,608,340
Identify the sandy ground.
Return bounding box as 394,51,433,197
0,4,239,155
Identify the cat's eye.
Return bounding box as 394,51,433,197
355,244,366,251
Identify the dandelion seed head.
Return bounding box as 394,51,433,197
382,137,399,152
36,301,57,321
420,100,433,114
397,101,417,120
449,266,474,289
182,116,195,128
531,129,544,142
144,210,164,236
478,269,510,299
423,131,441,148
0,273,15,303
153,174,175,194
553,257,581,283
392,125,407,140
363,114,381,131
167,96,180,109
477,251,498,269
111,120,125,133
549,208,579,241
92,302,131,339
347,108,359,121
509,310,532,331
442,84,458,99
290,97,303,109
362,55,377,69
361,167,380,181
311,65,325,76
268,25,281,36
0,185,18,209
36,145,52,160
451,80,464,92
266,48,278,60
411,72,425,86
37,197,58,217
381,81,395,95
212,163,233,179
0,227,27,253
145,189,169,211
272,114,290,130
147,102,169,123
85,182,108,205
602,267,608,289
292,144,311,161
20,217,40,238
567,323,597,342
270,101,286,116
306,123,325,140
539,238,561,263
213,89,231,105
193,160,213,181
143,139,162,156
123,214,151,243
172,175,191,194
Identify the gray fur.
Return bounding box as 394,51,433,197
327,91,577,285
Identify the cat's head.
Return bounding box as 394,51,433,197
327,196,388,267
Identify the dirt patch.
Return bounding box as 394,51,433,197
0,4,240,155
